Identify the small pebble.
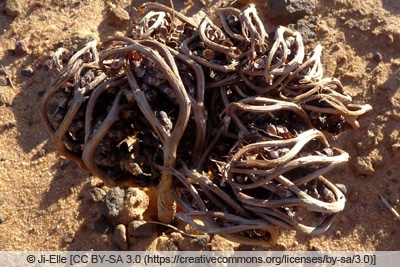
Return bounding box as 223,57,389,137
194,235,210,248
61,34,95,52
21,67,35,78
109,8,130,26
155,235,179,251
288,18,317,44
172,232,210,251
127,221,153,237
373,52,383,63
113,224,128,250
37,90,45,97
335,183,347,195
266,0,315,24
335,230,341,238
0,212,5,224
354,156,374,175
5,0,22,17
0,198,4,206
117,188,149,225
14,40,27,56
102,187,125,218
90,177,104,187
90,187,106,202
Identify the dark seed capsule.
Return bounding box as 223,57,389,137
131,60,145,77
69,119,84,133
140,83,151,92
142,56,156,69
143,74,165,87
176,61,190,72
82,51,93,62
148,68,165,79
158,83,178,104
52,107,66,128
110,57,124,70
226,14,240,32
145,88,158,102
181,74,196,96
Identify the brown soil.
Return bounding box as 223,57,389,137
0,0,399,251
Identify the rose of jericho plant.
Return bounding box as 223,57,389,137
39,3,371,246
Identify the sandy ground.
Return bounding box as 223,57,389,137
0,0,399,251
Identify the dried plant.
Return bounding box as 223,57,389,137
39,3,372,246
